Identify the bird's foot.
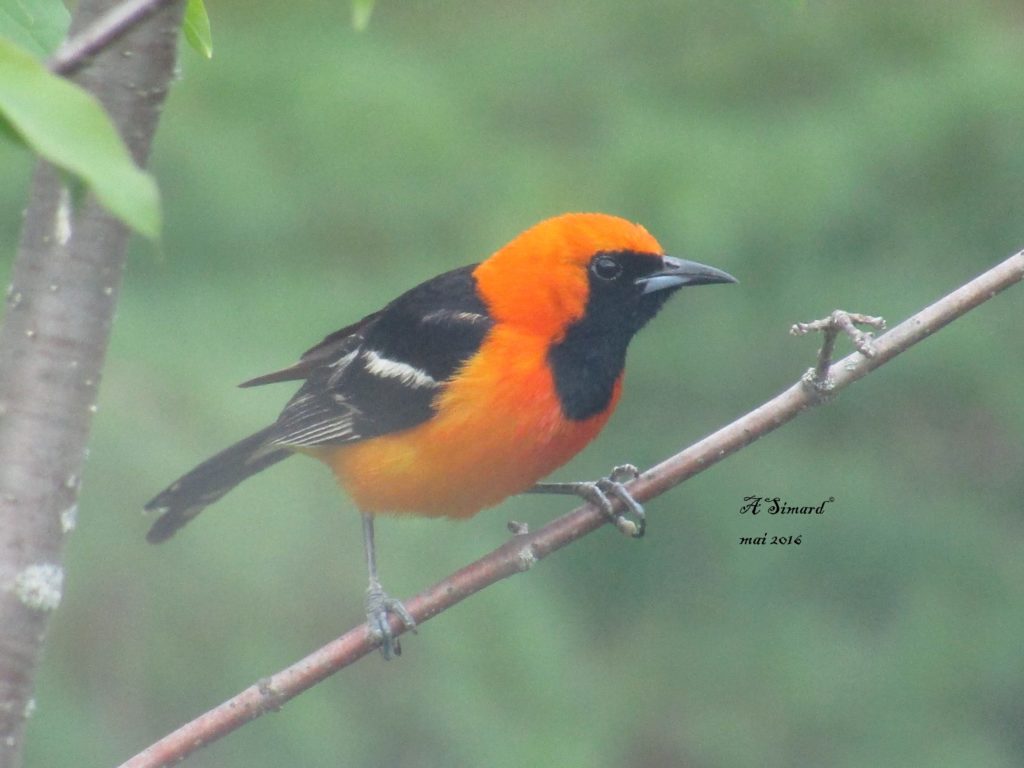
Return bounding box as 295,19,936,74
579,464,646,538
365,580,416,660
529,464,646,538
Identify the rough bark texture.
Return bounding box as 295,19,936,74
0,2,183,764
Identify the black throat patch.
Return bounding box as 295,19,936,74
547,250,677,421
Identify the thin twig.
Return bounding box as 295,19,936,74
117,250,1024,768
790,310,886,392
48,0,180,76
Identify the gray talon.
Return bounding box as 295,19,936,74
595,477,646,538
608,463,640,483
524,464,646,538
366,580,416,660
578,475,646,538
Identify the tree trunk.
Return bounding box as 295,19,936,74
0,2,184,764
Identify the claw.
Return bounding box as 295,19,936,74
365,580,416,660
528,464,646,538
583,467,646,538
598,465,646,537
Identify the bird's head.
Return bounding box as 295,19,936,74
473,212,736,340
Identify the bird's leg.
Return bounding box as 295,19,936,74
526,464,646,538
361,513,416,659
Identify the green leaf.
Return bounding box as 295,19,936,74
0,38,161,238
352,0,375,31
183,0,212,59
0,0,70,57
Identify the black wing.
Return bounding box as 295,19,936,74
238,310,384,388
264,264,494,448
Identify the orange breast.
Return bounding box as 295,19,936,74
320,325,621,518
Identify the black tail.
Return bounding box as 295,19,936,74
145,426,291,543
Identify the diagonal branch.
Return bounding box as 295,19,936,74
48,0,180,76
117,249,1024,768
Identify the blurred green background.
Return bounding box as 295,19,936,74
3,1,1024,766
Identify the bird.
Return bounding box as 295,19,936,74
145,212,736,657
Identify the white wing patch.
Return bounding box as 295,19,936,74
274,418,357,446
329,349,359,368
268,392,360,447
327,348,360,387
362,349,439,389
421,309,490,326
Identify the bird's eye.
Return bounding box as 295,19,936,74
591,255,622,281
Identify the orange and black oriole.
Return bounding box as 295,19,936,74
146,213,736,656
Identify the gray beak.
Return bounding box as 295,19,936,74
636,256,738,294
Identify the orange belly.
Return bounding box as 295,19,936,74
315,326,621,518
